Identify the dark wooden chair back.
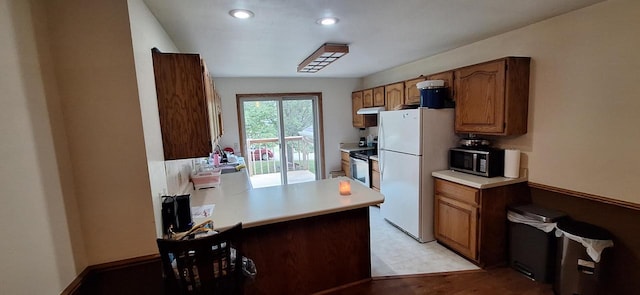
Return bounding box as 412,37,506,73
157,223,244,294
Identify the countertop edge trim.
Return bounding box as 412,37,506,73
432,170,527,189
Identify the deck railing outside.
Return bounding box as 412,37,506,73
246,136,314,176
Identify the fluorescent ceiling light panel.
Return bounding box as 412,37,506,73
297,43,349,73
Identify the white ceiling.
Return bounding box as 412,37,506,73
142,0,602,78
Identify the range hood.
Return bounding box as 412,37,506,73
356,107,385,115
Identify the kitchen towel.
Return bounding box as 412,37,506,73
504,149,521,178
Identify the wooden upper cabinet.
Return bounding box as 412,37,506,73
204,61,223,141
362,89,374,107
384,82,405,111
426,71,454,102
454,57,530,135
352,91,377,128
212,91,223,140
404,77,426,105
373,86,385,107
204,68,217,143
152,48,215,160
352,91,364,127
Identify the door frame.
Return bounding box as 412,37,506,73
236,92,326,181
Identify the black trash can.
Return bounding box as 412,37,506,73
554,220,614,295
508,204,567,283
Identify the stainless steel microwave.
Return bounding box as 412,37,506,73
449,148,505,177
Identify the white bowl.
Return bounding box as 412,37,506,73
416,80,445,89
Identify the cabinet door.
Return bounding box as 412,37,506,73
352,91,364,127
454,59,506,134
352,91,377,127
203,64,218,142
152,49,212,160
373,86,385,107
426,71,454,102
214,91,224,139
435,194,478,260
363,89,373,107
385,82,405,111
341,152,351,178
404,77,426,105
370,159,380,191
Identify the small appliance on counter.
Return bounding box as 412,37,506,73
358,137,367,147
161,194,194,235
449,136,505,177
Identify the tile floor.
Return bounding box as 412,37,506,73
369,206,479,276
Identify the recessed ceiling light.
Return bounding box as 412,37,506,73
229,9,254,19
317,17,339,26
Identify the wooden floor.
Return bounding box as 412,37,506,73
75,258,554,295
324,268,554,295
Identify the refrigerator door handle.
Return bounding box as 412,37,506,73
378,114,385,151
379,151,384,182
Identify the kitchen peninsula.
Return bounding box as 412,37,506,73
190,171,384,294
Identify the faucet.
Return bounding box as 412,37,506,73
215,144,228,163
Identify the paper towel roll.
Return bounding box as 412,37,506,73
504,149,521,178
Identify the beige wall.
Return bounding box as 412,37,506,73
0,0,85,293
214,78,362,178
44,0,157,264
363,0,640,204
127,0,179,237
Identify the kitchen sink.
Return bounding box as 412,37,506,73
218,163,240,174
221,167,238,174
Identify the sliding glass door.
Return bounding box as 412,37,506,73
239,94,322,188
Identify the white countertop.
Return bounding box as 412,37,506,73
369,155,378,161
190,172,384,231
432,169,527,189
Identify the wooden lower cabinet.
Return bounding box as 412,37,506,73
243,208,371,294
370,159,380,192
435,194,477,260
341,152,351,179
434,178,530,267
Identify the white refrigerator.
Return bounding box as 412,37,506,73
379,108,457,242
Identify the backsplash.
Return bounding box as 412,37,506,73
165,158,195,195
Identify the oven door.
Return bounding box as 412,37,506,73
350,156,370,187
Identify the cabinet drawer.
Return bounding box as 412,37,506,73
435,179,479,206
341,152,350,162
